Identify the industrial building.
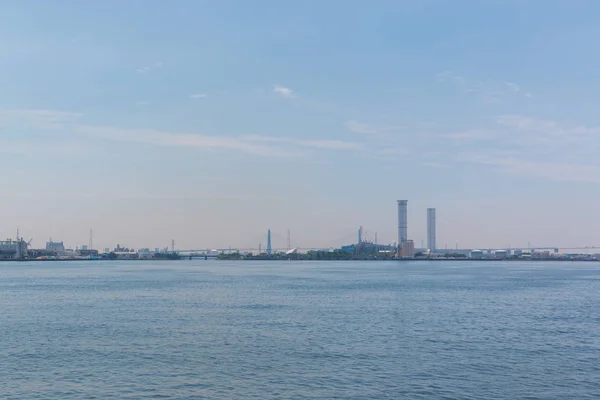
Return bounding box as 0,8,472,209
427,208,436,251
341,241,396,255
400,240,415,258
341,226,396,255
78,248,99,258
0,239,29,259
112,251,139,259
470,249,484,258
46,240,65,254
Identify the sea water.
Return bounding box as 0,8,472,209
0,260,599,399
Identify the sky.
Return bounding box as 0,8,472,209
2,0,600,251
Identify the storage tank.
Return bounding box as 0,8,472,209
470,250,484,258
494,250,508,258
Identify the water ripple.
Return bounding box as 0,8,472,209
0,260,599,399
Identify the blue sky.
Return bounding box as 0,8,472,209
2,0,600,250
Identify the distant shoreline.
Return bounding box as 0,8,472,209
0,257,597,263
216,257,599,262
0,258,187,262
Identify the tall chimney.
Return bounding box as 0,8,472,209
397,200,408,245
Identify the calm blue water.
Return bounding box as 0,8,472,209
0,260,599,399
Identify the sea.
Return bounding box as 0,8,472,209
0,260,599,399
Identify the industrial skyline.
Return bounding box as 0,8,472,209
3,194,600,253
0,220,600,261
3,219,600,261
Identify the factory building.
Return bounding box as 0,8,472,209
46,240,65,254
341,242,396,255
113,252,139,259
400,240,415,258
0,239,29,259
427,208,436,251
78,248,99,258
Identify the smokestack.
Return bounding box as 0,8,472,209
267,229,272,255
397,200,408,245
427,208,436,251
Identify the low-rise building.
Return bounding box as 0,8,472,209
114,252,139,259
400,240,415,258
137,248,154,259
78,249,99,258
46,241,65,254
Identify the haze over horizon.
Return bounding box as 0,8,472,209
2,0,600,251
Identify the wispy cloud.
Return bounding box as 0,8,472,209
116,193,270,201
0,109,82,129
273,85,295,98
0,139,88,155
464,155,600,183
443,130,496,141
495,115,600,136
421,161,447,168
346,120,379,135
79,126,359,156
446,113,600,183
136,61,163,73
505,82,521,92
377,148,408,156
243,134,360,150
190,93,207,99
0,108,362,160
443,115,600,158
5,104,599,186
79,126,298,157
442,116,599,147
6,191,276,201
345,120,409,135
297,139,360,150
366,147,410,162
436,71,466,85
437,71,533,103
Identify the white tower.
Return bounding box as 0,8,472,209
397,200,408,245
427,208,436,251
